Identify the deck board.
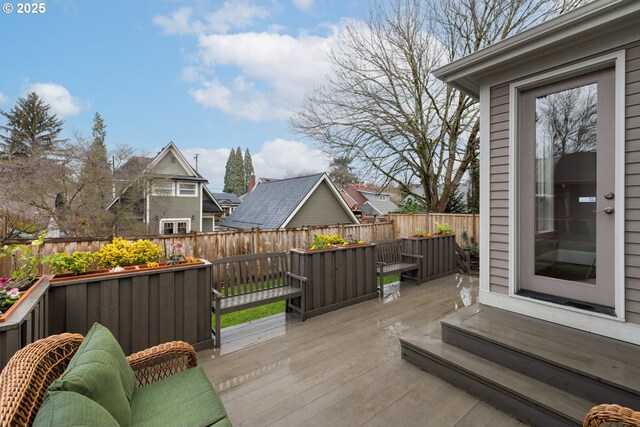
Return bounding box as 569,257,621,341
198,275,525,426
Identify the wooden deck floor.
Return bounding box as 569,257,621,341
197,275,527,427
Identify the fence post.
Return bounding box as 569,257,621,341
254,227,261,253
192,231,199,258
391,218,397,239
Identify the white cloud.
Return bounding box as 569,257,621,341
155,2,344,121
183,139,330,190
26,83,82,117
292,0,314,11
153,2,269,36
252,139,330,179
190,30,339,120
0,91,7,104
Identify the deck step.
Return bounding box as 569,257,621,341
400,335,595,427
440,305,640,408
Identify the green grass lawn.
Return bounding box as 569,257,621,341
215,274,401,329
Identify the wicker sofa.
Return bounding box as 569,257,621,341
0,324,230,427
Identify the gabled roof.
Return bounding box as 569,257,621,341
341,188,368,205
224,173,358,229
211,192,242,205
364,200,398,216
433,0,640,97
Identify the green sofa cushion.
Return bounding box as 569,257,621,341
48,323,136,426
33,391,119,427
131,366,228,427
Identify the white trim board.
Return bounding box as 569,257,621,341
505,51,626,322
479,85,491,293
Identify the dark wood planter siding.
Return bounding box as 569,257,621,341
290,245,377,319
401,235,457,282
47,262,213,354
0,277,50,369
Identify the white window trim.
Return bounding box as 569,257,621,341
151,182,175,197
178,182,198,197
159,218,191,235
506,50,626,321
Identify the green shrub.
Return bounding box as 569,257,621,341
47,251,97,275
435,222,455,235
97,237,164,268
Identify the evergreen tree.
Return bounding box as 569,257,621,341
243,148,254,193
0,92,65,158
231,146,245,196
92,112,107,148
445,190,467,213
328,157,358,188
223,148,236,193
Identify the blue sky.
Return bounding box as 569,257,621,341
0,0,365,190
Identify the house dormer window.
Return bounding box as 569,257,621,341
178,183,197,197
152,181,174,196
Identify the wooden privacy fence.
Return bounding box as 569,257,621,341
389,214,479,247
0,222,394,277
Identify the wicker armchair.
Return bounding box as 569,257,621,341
584,404,640,427
0,333,197,427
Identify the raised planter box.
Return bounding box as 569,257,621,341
402,235,457,282
47,261,213,354
0,276,50,369
290,244,377,319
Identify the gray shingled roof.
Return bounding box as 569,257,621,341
223,173,325,229
211,192,242,204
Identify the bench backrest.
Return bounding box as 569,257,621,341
210,252,290,298
373,239,404,265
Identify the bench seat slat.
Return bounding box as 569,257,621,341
378,263,420,274
217,286,302,313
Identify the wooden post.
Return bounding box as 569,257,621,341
472,213,478,245
391,218,397,239
0,215,6,240
192,231,199,258
254,227,261,253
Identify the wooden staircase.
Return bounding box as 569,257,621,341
400,304,640,426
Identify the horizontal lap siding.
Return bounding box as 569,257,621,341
490,84,510,295
626,43,640,324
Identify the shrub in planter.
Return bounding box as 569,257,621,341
303,233,368,251
97,237,164,269
47,251,97,275
435,222,455,235
0,233,47,316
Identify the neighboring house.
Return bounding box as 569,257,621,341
340,185,398,220
400,181,471,211
211,191,241,218
107,142,222,234
433,0,640,344
224,173,359,229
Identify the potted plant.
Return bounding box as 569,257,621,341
290,233,377,318
402,222,457,281
0,233,48,322
47,238,203,281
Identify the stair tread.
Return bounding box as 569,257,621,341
401,334,595,423
442,305,640,394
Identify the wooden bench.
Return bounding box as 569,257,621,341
373,239,422,298
210,252,309,348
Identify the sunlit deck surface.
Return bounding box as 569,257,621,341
197,275,526,427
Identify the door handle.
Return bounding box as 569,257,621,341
593,207,614,214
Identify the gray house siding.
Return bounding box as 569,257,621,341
202,217,214,232
489,83,510,296
487,41,640,323
149,192,201,232
625,43,640,324
287,181,355,228
154,153,188,176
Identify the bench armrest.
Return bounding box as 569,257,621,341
212,288,223,299
126,341,197,388
287,271,309,283
401,253,423,260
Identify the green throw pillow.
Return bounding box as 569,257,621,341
48,323,136,426
33,390,119,427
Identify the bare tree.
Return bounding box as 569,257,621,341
291,0,588,212
0,137,143,237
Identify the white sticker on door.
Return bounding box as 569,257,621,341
579,197,596,203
